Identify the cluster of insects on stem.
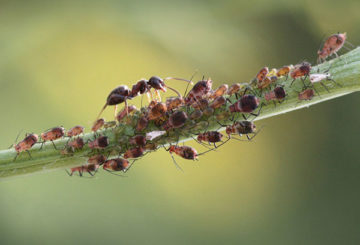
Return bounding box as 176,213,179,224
11,32,353,177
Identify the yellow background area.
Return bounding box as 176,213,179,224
0,1,360,244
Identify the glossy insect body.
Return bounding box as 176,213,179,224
66,126,84,137
229,95,260,113
103,158,130,172
147,102,167,120
67,163,100,177
14,134,38,159
318,33,347,63
88,136,109,149
68,137,84,151
185,79,213,104
117,105,137,122
197,131,223,143
291,62,311,79
124,147,144,159
92,118,105,132
226,121,256,135
97,85,131,119
166,97,184,111
41,127,65,142
168,145,198,160
163,111,188,130
255,67,269,82
129,135,147,147
298,89,315,100
210,84,228,99
210,96,226,109
265,87,286,101
130,79,148,97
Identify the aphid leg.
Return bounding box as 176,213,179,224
39,142,45,150
13,153,19,161
197,138,230,156
328,78,342,87
290,78,296,87
169,153,184,172
65,169,73,176
191,136,214,150
51,140,57,150
103,169,127,177
320,82,330,93
86,170,94,177
26,150,32,159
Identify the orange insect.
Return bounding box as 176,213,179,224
318,33,347,63
210,96,226,109
185,79,213,104
66,125,84,137
116,105,137,122
147,102,167,120
225,121,257,140
298,89,315,100
87,155,107,165
136,116,149,132
66,163,100,177
210,84,228,99
227,83,242,96
124,147,144,159
168,145,198,160
197,131,223,146
166,97,184,111
103,158,131,173
277,65,293,79
13,133,39,160
290,62,312,87
40,127,65,149
255,67,269,83
92,118,105,132
88,136,109,149
67,137,85,151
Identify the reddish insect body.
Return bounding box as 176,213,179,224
168,145,198,160
190,109,203,120
87,155,107,165
185,79,212,104
298,89,315,100
129,135,147,147
103,158,130,172
92,118,105,132
88,136,109,149
14,133,39,160
318,33,347,63
227,83,242,96
210,84,228,99
197,131,223,143
255,67,269,82
67,163,100,177
41,127,65,142
163,111,188,130
191,98,209,110
66,126,84,137
124,147,144,159
210,96,226,109
229,95,260,113
147,102,167,120
136,116,149,131
67,137,85,151
277,65,292,78
265,87,286,101
290,62,311,87
226,121,256,135
166,97,184,111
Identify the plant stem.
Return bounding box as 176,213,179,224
1,47,360,179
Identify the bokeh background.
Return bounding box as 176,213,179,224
1,0,360,244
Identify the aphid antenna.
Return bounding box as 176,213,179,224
9,129,24,149
191,136,215,151
183,70,198,98
197,138,231,156
104,168,128,177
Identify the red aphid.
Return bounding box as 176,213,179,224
163,111,188,130
124,147,144,159
255,67,269,82
129,135,147,147
185,79,213,104
227,83,242,96
147,102,167,120
291,62,311,80
298,89,315,100
41,127,65,142
265,87,286,101
68,137,85,151
67,163,100,177
210,96,226,109
66,125,84,137
318,33,347,63
88,136,109,149
136,116,149,131
197,131,223,143
103,158,130,172
14,133,38,159
116,105,137,122
87,155,107,165
92,118,105,132
168,145,198,160
166,97,184,111
226,121,256,135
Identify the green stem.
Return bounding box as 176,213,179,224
1,47,360,179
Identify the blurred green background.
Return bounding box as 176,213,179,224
1,0,360,244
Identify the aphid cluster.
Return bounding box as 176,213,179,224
11,32,351,177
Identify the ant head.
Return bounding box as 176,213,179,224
148,76,166,91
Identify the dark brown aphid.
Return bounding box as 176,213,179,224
136,116,149,131
197,131,223,144
298,89,315,100
265,87,286,101
255,66,269,83
210,84,228,99
92,118,105,132
67,137,85,151
229,95,260,113
124,147,144,159
210,96,226,109
129,135,147,147
290,62,312,86
66,126,84,137
227,83,242,96
41,127,65,149
117,105,137,122
103,158,130,172
66,163,100,177
226,121,257,140
166,97,184,111
318,33,347,63
88,136,109,149
147,102,167,120
185,79,213,104
14,133,38,160
168,145,198,160
87,155,107,165
163,111,188,130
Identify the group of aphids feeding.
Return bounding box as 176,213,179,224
12,33,351,177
